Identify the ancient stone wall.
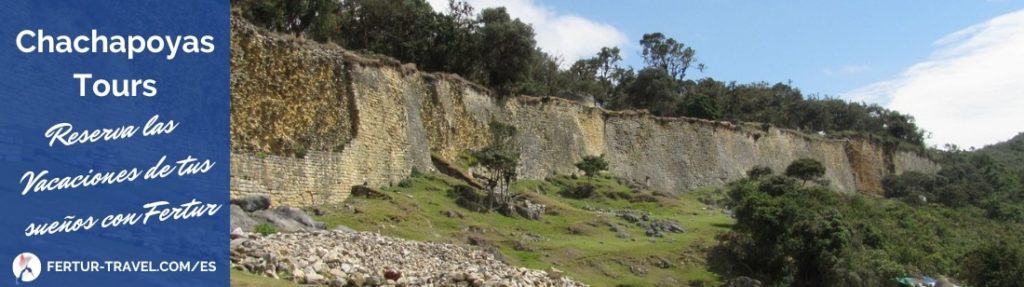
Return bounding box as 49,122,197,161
229,19,939,206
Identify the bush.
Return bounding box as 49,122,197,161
785,158,826,182
450,184,488,212
253,223,278,236
397,178,414,188
746,165,773,179
961,242,1024,287
561,183,596,199
575,155,609,177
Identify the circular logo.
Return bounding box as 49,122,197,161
12,252,41,283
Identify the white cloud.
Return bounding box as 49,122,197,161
842,9,1024,149
426,0,629,67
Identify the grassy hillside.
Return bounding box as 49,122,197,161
314,173,734,286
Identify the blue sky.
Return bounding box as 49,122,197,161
427,0,1024,148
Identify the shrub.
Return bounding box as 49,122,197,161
451,184,488,212
397,178,414,188
575,155,609,177
561,183,596,199
785,158,826,182
253,223,278,236
746,165,773,179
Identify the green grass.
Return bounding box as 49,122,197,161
314,173,735,287
231,270,301,287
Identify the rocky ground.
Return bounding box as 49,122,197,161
231,230,587,287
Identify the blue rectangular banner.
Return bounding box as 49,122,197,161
0,1,229,286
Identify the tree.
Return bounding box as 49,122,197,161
680,93,721,120
726,177,851,286
961,242,1024,287
576,155,609,177
639,32,702,81
786,158,826,183
624,68,679,116
478,7,537,95
471,122,519,208
238,0,340,41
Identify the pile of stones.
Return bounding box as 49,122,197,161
231,230,587,287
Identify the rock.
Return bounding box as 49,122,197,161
252,207,325,232
515,199,545,220
230,205,259,231
230,227,245,239
304,272,325,284
645,219,685,237
365,275,383,286
547,267,564,279
231,194,271,212
443,210,464,219
498,198,546,220
383,269,401,281
628,264,647,276
230,230,587,287
724,276,763,287
513,241,532,251
351,185,392,200
619,212,643,223
348,275,366,287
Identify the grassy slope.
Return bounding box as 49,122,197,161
314,173,734,287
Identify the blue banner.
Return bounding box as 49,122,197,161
0,1,229,286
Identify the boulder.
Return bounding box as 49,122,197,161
231,194,271,212
724,276,763,287
230,204,259,231
252,207,325,232
351,185,391,200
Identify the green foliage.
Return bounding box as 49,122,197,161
961,242,1024,287
560,183,596,199
625,68,679,116
253,223,278,235
679,93,721,120
785,158,826,182
575,155,609,177
883,146,1024,221
477,8,537,95
723,176,850,286
882,171,938,205
719,150,1024,286
746,165,773,179
236,0,338,40
639,32,702,80
471,121,520,207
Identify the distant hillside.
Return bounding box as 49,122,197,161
980,132,1024,175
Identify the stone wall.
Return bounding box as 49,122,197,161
229,19,940,206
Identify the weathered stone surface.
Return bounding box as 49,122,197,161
229,18,941,207
231,230,587,286
230,205,259,231
231,194,271,212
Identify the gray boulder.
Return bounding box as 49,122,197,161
231,194,271,212
231,204,259,231
724,276,763,287
252,207,325,232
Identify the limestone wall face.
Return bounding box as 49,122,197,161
229,19,939,206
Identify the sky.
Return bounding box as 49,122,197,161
426,0,1024,149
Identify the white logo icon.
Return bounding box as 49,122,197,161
12,252,41,284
